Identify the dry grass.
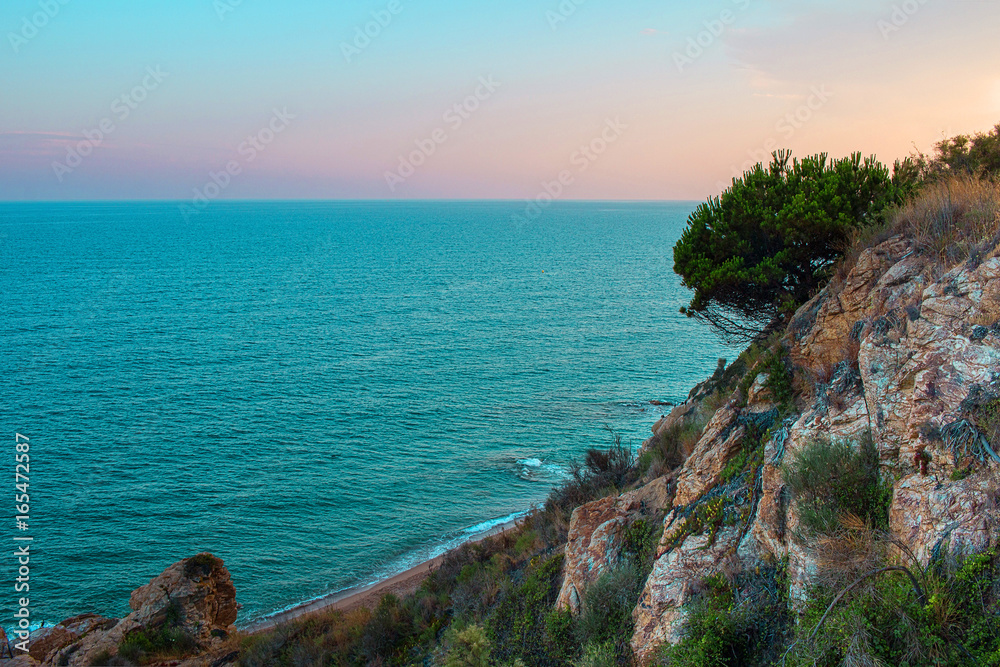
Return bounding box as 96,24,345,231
835,177,1000,283
893,177,1000,265
811,514,890,591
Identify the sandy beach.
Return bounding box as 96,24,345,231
244,516,526,634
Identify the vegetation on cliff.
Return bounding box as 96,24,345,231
674,124,1000,345
673,152,917,343
41,124,997,667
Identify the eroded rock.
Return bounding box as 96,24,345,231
556,477,673,613
627,241,1000,661
38,554,237,666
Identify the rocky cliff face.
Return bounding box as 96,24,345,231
26,553,238,667
559,237,1000,663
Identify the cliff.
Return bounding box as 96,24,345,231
558,235,1000,662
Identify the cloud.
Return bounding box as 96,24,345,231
0,132,79,157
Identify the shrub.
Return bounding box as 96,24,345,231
487,554,566,667
576,564,645,664
762,349,795,413
975,397,1000,450
117,625,197,664
116,599,198,665
660,567,790,667
673,151,915,342
544,434,636,540
87,651,115,666
573,641,618,667
788,550,1000,666
782,432,891,538
643,415,710,480
544,608,577,665
443,624,493,667
915,122,1000,182
622,518,661,573
354,588,451,665
889,177,1000,267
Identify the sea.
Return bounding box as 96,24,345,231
0,200,736,627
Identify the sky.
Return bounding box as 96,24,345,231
1,0,999,202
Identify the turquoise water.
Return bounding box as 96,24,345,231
0,201,734,625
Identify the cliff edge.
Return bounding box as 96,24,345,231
558,235,1000,662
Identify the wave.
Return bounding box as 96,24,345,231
515,457,570,482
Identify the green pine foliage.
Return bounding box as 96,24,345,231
673,151,915,342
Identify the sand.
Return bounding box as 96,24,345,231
243,516,525,634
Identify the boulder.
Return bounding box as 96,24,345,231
29,614,117,662
39,553,237,666
672,401,743,507
630,526,742,664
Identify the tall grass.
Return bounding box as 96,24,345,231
894,177,1000,264
839,177,1000,280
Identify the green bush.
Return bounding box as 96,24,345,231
487,554,566,667
544,435,636,540
443,624,493,667
354,587,450,665
622,518,661,572
576,564,645,664
788,550,1000,666
762,350,795,412
660,567,790,667
117,624,197,664
916,122,1000,182
543,608,577,665
115,599,198,665
87,651,114,666
673,151,914,342
572,641,618,667
782,432,891,537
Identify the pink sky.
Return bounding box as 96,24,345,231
1,0,998,201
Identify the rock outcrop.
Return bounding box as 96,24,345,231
30,553,238,667
556,477,673,613
560,237,1000,663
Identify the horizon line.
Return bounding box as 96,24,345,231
0,198,705,205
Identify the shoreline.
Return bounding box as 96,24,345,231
243,514,527,634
